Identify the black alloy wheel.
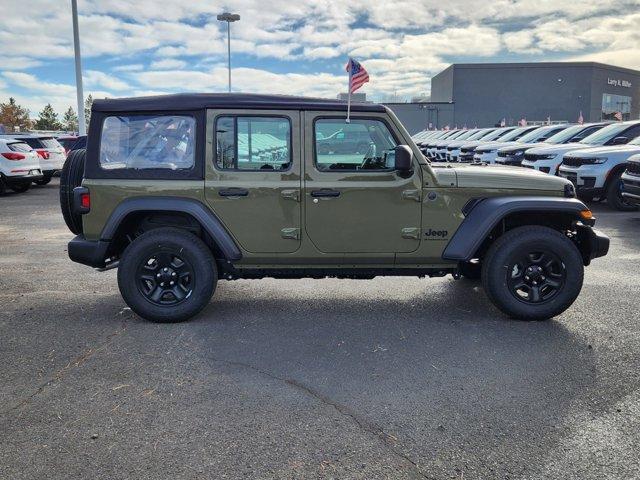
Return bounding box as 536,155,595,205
506,250,566,304
481,225,584,320
118,227,217,323
136,250,195,307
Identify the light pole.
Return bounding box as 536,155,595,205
217,12,240,93
71,0,86,135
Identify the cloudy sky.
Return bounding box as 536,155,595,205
1,0,639,116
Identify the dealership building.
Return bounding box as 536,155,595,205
386,62,640,134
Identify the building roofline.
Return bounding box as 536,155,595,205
435,61,640,76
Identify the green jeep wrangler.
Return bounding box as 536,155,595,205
60,93,609,323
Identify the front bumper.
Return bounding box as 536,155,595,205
559,167,603,197
473,152,498,164
576,224,610,265
496,157,524,166
68,235,110,268
622,172,640,205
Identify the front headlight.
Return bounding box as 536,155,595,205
538,154,557,160
511,150,525,157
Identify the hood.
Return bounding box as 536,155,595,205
434,163,571,192
564,144,640,157
476,141,517,152
499,142,542,153
525,142,590,156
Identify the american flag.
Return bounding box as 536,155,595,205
519,118,527,126
614,111,623,121
346,58,369,93
578,111,584,124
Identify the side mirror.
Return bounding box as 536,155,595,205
394,145,412,172
611,136,628,145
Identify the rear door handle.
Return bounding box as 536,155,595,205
219,187,249,197
311,189,340,198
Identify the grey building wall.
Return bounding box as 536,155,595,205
430,66,453,102
430,62,640,127
385,102,455,134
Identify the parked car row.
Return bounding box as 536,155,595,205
412,121,640,211
0,133,86,194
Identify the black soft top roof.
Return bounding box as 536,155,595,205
92,93,385,113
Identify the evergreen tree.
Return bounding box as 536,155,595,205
84,94,93,130
62,106,78,132
34,103,62,130
0,97,31,132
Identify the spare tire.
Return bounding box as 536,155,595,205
60,149,86,235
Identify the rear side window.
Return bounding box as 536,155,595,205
99,115,195,170
8,142,32,153
215,116,291,171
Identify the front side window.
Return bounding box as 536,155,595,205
314,118,398,171
215,116,291,171
99,115,195,170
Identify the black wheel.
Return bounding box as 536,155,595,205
0,178,6,195
458,260,481,280
118,228,217,323
34,174,52,186
606,171,638,211
10,182,31,193
481,226,584,320
60,149,86,234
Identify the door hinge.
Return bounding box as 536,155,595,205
281,227,300,240
281,189,300,202
401,227,420,240
401,189,421,202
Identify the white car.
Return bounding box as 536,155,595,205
12,134,66,185
444,128,495,162
422,129,462,159
520,122,629,175
473,126,538,164
431,129,480,161
558,136,640,210
0,138,43,194
621,153,640,207
495,124,571,167
456,127,516,162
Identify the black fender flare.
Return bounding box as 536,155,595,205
100,196,242,261
442,196,589,261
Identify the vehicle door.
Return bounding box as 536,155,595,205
204,109,302,253
303,112,422,254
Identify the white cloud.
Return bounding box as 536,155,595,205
84,70,129,91
149,59,187,70
1,0,640,108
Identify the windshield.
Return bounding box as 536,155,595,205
482,128,513,141
496,127,530,142
467,129,492,140
580,123,630,145
517,126,561,143
449,130,477,141
543,125,589,144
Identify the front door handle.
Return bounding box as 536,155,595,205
219,187,249,197
311,189,340,198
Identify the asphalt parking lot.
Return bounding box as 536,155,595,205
1,179,639,480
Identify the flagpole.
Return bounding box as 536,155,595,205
346,62,352,124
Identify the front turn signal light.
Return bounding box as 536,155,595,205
579,210,594,220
